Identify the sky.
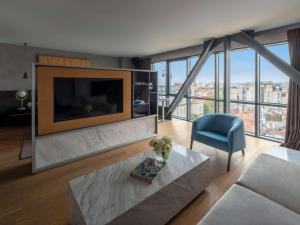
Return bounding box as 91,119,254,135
153,43,290,85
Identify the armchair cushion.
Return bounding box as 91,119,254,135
194,131,228,150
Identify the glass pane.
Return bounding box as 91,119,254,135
259,105,287,140
190,56,199,71
187,56,199,97
191,99,214,120
218,100,224,113
157,95,171,107
152,61,167,94
169,60,187,94
191,55,215,98
218,53,224,100
260,43,290,104
172,98,187,119
230,103,255,133
230,49,255,102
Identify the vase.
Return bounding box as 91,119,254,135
153,150,170,162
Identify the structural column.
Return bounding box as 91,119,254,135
255,53,260,136
224,37,231,113
214,54,219,112
166,40,216,116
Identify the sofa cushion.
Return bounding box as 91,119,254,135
198,184,300,225
237,153,300,214
194,131,228,150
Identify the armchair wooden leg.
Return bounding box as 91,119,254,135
227,153,232,172
242,149,245,156
190,139,193,150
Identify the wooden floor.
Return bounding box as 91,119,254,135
0,119,278,225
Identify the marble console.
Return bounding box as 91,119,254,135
69,144,210,225
33,115,157,172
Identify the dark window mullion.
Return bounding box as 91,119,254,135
166,60,170,95
215,53,219,113
187,58,191,120
229,100,256,105
258,102,287,107
255,52,260,136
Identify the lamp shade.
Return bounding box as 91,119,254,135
16,90,28,99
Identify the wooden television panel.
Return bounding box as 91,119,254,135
37,66,131,135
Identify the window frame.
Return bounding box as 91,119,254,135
151,42,289,142
151,61,167,95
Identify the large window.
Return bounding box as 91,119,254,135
191,55,215,98
189,55,216,120
230,49,255,102
258,43,289,139
259,105,287,139
151,61,167,94
260,44,289,104
169,60,187,94
173,98,187,119
230,103,255,133
151,42,290,141
230,49,256,134
191,99,214,120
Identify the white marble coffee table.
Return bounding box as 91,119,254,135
69,144,210,225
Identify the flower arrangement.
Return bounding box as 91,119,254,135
149,136,173,161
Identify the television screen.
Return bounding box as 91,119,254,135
54,77,123,122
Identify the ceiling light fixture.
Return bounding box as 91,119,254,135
23,43,29,79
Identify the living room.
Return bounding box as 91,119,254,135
1,1,300,225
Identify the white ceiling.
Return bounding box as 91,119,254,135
0,0,300,57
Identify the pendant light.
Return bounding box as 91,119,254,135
23,43,29,79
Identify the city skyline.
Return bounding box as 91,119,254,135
153,42,290,140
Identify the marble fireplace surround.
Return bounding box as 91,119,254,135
32,115,157,173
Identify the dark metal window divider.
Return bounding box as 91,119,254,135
224,37,231,114
229,100,256,105
215,53,219,113
187,58,192,120
258,102,287,107
255,52,260,137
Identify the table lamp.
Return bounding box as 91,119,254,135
16,90,28,111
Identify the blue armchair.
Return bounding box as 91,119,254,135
191,114,246,171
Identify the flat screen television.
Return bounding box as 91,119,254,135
54,77,123,122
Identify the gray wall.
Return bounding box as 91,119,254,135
0,43,134,91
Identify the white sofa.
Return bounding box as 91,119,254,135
198,147,300,225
